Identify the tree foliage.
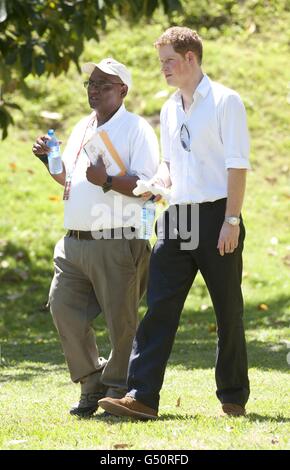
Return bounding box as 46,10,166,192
0,0,181,138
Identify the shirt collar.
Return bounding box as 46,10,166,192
170,74,211,104
195,74,211,98
107,103,126,123
90,103,126,127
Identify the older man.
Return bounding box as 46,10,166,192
32,58,159,417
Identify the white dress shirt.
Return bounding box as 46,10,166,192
62,104,159,230
160,74,251,204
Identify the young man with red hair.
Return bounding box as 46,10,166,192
99,27,251,419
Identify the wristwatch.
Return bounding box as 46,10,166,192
102,175,113,193
225,216,240,226
38,154,48,165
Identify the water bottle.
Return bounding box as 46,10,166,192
47,129,62,175
139,197,156,240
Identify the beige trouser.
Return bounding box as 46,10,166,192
49,235,150,398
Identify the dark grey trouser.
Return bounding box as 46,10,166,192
128,200,250,410
49,235,150,398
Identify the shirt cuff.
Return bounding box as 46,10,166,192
225,157,251,170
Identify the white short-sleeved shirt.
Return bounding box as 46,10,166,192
62,104,159,230
160,74,251,204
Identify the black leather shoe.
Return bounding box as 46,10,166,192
70,391,106,418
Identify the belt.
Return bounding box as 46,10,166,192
174,198,227,207
66,227,136,240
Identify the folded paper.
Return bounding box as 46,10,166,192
84,130,126,176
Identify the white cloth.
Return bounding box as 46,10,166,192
62,104,159,230
160,74,251,204
133,180,171,200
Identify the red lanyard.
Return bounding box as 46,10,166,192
63,115,96,201
70,115,96,175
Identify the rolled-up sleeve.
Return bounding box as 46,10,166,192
221,93,251,170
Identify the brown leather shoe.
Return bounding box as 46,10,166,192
221,403,246,417
98,395,158,420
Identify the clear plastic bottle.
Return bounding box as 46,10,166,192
139,198,156,240
47,129,62,175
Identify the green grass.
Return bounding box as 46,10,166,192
0,4,290,450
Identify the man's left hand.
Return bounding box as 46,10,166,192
86,158,107,186
217,222,240,256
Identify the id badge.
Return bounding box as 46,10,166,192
63,174,72,200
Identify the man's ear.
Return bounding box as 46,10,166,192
185,50,196,65
120,84,128,99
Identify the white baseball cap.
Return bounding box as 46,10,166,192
81,58,132,91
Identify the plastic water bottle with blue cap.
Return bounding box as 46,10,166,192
47,129,62,175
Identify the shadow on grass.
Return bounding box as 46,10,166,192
167,293,290,372
89,412,198,423
245,413,290,423
85,412,290,424
0,241,289,381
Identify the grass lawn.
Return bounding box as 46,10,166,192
0,7,290,450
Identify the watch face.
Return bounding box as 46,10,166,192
226,217,240,226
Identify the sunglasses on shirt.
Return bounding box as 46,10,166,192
180,123,191,152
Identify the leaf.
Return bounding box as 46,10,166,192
282,254,290,267
0,260,9,268
162,0,182,15
247,22,256,34
271,436,279,445
176,397,181,407
225,426,234,433
9,162,17,171
19,44,33,78
34,56,46,76
7,439,28,446
258,303,269,311
265,176,277,185
5,102,21,110
208,323,216,333
113,443,132,449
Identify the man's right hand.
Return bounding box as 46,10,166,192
32,135,50,158
32,135,66,186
